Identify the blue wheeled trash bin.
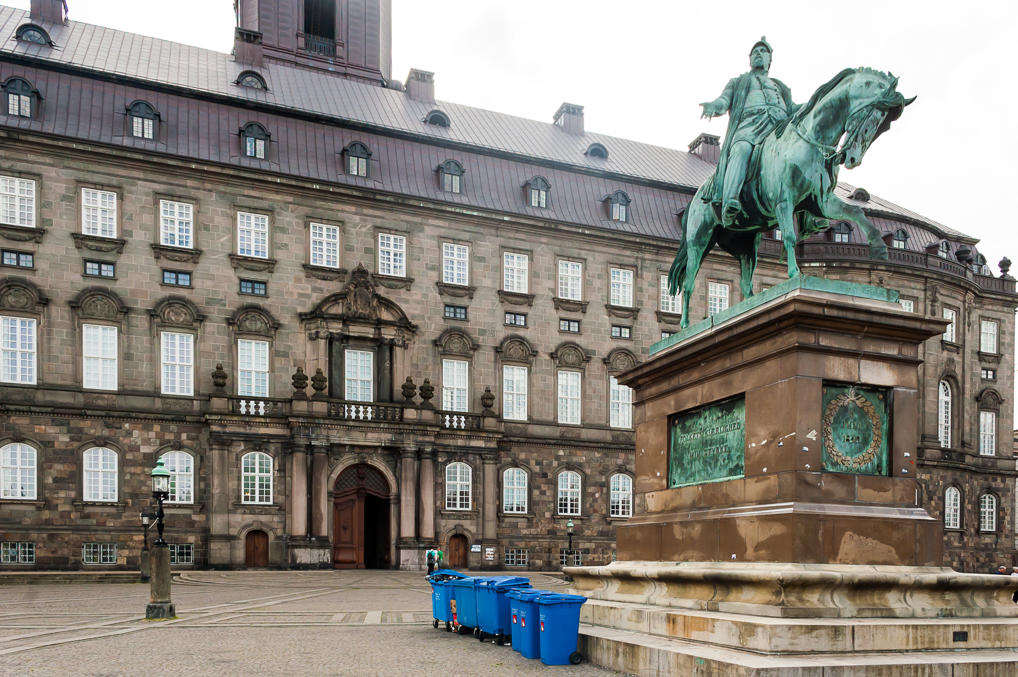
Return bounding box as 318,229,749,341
536,593,587,665
475,576,531,644
448,576,487,635
507,589,547,659
426,569,466,632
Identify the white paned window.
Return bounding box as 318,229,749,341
159,200,193,248
344,349,374,402
558,260,583,300
442,359,469,412
83,447,117,502
660,274,682,313
979,410,996,456
82,543,117,565
979,494,997,532
443,171,461,194
377,233,406,277
1,316,36,384
237,339,269,397
241,451,273,504
557,371,581,424
7,92,30,117
503,252,529,293
1,541,34,564
83,324,117,391
611,201,627,222
504,548,528,566
1,442,36,500
530,185,546,208
0,176,35,227
609,473,633,518
237,212,269,259
899,298,914,313
944,487,961,529
160,332,193,396
442,243,469,285
942,307,956,342
502,467,527,514
347,154,367,177
980,320,998,353
557,470,581,516
310,222,340,268
81,188,117,238
609,268,634,307
502,365,528,421
609,376,633,428
132,115,154,139
445,462,471,510
162,451,194,504
937,380,952,448
708,281,730,316
245,136,265,159
169,543,193,565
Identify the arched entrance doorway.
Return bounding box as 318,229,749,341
245,530,268,567
333,464,391,569
447,534,468,568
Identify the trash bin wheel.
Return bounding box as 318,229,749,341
445,621,452,632
569,652,583,665
473,627,480,638
477,631,486,642
457,625,471,635
433,619,439,629
495,634,506,646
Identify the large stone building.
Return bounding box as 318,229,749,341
0,0,1014,573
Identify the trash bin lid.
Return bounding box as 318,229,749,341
427,569,466,580
447,577,478,587
535,593,587,605
479,576,531,588
508,589,550,600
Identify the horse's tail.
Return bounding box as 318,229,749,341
667,208,689,297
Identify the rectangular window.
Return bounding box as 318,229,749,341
1,250,33,268
611,201,627,222
557,371,581,424
559,550,583,567
82,324,117,390
609,376,633,428
132,115,154,139
245,136,265,159
559,319,579,333
558,260,583,301
159,200,193,249
530,187,546,208
504,312,526,327
442,359,469,412
7,93,30,118
899,298,915,313
442,242,469,285
942,307,956,342
708,281,730,316
444,305,467,320
169,543,193,565
833,231,850,243
979,410,996,456
347,154,367,177
0,541,34,564
161,332,194,396
660,274,682,314
504,548,528,567
981,368,997,380
239,279,267,296
84,260,115,278
162,270,191,287
82,543,117,565
610,325,631,339
237,212,269,259
503,252,529,293
344,349,373,402
1,316,35,385
377,233,406,277
309,222,340,268
980,495,997,532
502,365,528,421
980,320,998,353
609,268,634,307
81,188,117,238
443,172,461,194
0,176,35,228
237,339,269,397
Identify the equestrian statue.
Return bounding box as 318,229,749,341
668,37,914,327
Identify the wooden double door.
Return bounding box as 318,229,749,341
333,465,391,569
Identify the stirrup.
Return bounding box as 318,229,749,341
721,199,742,226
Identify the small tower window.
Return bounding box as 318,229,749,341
240,122,269,159
831,222,852,244
424,110,450,127
605,190,631,223
527,177,549,209
126,101,158,140
891,228,908,249
3,77,38,119
585,143,608,160
938,240,952,259
236,71,268,90
344,142,371,177
438,160,464,194
15,24,52,46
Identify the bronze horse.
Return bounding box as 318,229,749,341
669,68,915,327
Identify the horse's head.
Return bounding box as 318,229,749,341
841,71,915,168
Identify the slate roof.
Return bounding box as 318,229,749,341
0,5,975,246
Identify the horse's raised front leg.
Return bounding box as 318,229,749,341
819,193,889,261
679,204,716,328
777,199,800,278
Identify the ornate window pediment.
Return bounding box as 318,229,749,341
228,304,279,338
604,348,638,374
150,296,204,330
435,328,478,357
69,287,128,323
496,335,537,365
976,387,1003,412
551,341,590,370
0,278,48,314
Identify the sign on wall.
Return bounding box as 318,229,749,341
821,384,889,475
668,396,746,488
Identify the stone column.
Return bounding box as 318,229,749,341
418,448,435,542
399,447,418,540
208,439,232,567
289,445,308,538
311,446,329,539
482,452,497,541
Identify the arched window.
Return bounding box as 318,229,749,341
240,122,269,159
236,70,268,90
15,24,52,46
438,160,464,194
609,473,632,518
445,462,471,510
979,493,997,532
604,190,631,223
344,142,371,177
502,467,527,514
424,109,450,127
585,142,608,160
161,451,194,504
527,177,549,209
944,486,961,529
83,447,118,502
126,100,158,140
1,442,36,500
557,470,581,516
241,451,272,504
891,228,908,250
937,380,952,448
830,222,852,244
4,77,38,118
938,241,952,259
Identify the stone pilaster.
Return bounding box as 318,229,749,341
289,444,308,538
208,439,232,567
399,447,418,540
482,452,497,542
310,445,329,539
418,447,435,541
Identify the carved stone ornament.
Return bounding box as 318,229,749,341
155,301,196,328
480,386,495,412
229,254,277,273
0,223,45,243
605,304,640,320
0,285,36,311
401,376,417,402
71,232,127,254
81,296,120,320
605,349,638,373
311,368,328,394
345,264,380,319
656,310,682,326
498,336,536,365
151,243,201,264
302,264,348,282
497,290,535,307
372,273,414,291
436,329,477,356
552,343,589,369
238,312,269,335
552,297,588,313
419,378,435,408
292,366,309,394
999,257,1013,279
211,363,228,391
436,281,476,299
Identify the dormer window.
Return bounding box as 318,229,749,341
527,177,549,209
240,122,269,159
438,160,464,194
236,71,268,90
126,101,158,140
585,143,608,160
344,142,371,177
15,24,52,46
424,110,450,127
831,222,851,244
605,191,631,223
939,240,952,259
4,77,38,119
850,187,870,202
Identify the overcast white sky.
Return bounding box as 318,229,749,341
7,0,1018,269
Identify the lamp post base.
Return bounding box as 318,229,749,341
145,601,176,620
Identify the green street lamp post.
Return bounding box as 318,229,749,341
145,458,176,620
566,519,575,564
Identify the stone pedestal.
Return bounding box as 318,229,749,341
145,545,176,620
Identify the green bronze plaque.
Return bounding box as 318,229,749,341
821,384,890,475
668,396,745,488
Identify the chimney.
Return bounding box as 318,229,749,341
30,0,66,23
688,133,720,164
553,103,584,134
405,69,435,103
234,27,264,66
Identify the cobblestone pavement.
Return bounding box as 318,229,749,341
0,571,625,676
